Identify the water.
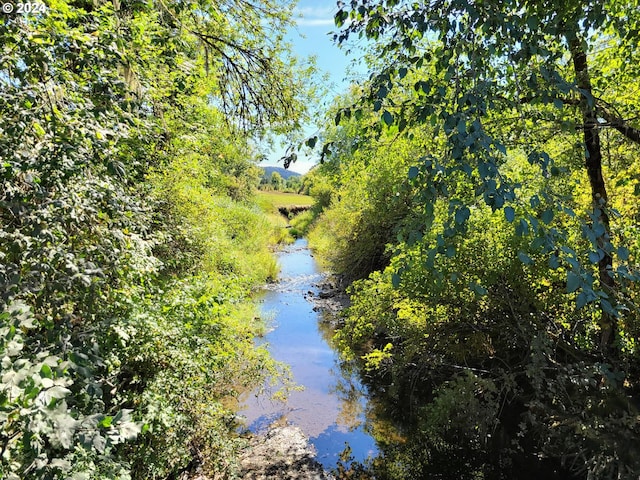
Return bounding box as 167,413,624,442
239,238,377,469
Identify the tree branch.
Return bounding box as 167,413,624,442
494,93,640,146
595,105,640,145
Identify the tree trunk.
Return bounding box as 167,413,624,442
570,39,616,352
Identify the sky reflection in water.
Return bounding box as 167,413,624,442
239,239,377,469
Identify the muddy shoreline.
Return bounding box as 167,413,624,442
239,426,334,479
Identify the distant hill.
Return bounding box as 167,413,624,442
260,166,302,180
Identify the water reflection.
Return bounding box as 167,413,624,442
237,241,590,479
238,239,377,469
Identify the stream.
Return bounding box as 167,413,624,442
239,238,378,469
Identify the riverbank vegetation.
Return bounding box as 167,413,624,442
0,1,311,478
4,0,640,478
305,1,640,479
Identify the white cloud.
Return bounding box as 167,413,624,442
296,5,336,16
294,5,336,28
296,18,335,27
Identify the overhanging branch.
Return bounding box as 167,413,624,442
596,106,640,145
494,93,640,146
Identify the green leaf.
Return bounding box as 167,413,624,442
99,416,114,428
617,246,630,261
457,119,466,135
408,166,419,179
530,195,540,208
382,110,394,126
40,364,53,379
518,252,533,265
566,271,581,293
391,273,401,288
398,67,408,79
504,206,515,223
454,206,470,225
471,283,488,296
576,292,588,309
305,136,317,148
540,209,554,225
515,218,529,236
335,9,349,27
600,298,617,316
33,122,46,137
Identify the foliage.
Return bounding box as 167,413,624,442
329,191,640,478
288,209,315,238
0,0,310,478
307,99,427,280
149,105,281,283
331,0,640,348
1,303,139,480
300,0,640,477
285,175,303,192
111,275,282,479
270,172,284,191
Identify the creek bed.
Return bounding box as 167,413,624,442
239,238,377,469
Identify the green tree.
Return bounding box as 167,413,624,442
333,0,640,352
270,171,284,190
285,174,302,192
0,0,310,478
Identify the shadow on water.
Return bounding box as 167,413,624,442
238,238,377,470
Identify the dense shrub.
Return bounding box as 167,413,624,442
308,81,640,479
0,1,305,478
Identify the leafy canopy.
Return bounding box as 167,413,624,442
330,0,640,346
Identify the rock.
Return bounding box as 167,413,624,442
308,279,350,327
240,426,334,479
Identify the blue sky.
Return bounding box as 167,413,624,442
261,0,366,174
291,1,365,100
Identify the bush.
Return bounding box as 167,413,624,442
334,199,640,479
307,135,419,280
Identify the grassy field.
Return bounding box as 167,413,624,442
256,190,315,208
254,191,315,243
